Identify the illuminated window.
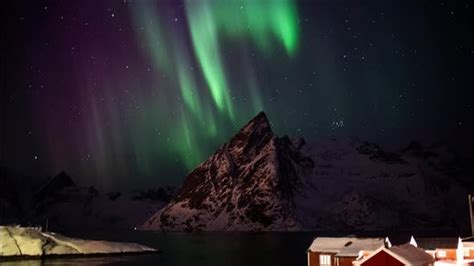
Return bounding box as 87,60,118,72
319,254,331,266
464,249,470,257
438,250,446,258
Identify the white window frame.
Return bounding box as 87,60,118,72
319,254,331,266
464,248,470,257
437,250,447,258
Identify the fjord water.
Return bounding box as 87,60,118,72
1,231,316,266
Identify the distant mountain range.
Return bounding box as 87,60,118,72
142,112,472,232
0,168,174,232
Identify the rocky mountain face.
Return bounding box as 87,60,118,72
0,169,173,232
142,112,471,232
143,112,307,231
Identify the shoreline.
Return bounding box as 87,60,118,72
0,249,160,262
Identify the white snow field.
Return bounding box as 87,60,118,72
0,226,156,258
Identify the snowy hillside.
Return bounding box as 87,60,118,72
142,112,470,231
0,226,156,257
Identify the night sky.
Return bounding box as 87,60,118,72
1,0,472,190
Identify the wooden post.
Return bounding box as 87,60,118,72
469,194,474,237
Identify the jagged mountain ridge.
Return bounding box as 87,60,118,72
144,112,302,230
142,112,470,232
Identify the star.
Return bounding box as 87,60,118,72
2,0,470,190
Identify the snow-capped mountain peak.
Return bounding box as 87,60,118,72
142,113,470,232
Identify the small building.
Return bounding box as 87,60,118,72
307,237,386,266
306,196,474,265
354,244,435,266
461,236,474,260
414,237,458,261
409,236,474,264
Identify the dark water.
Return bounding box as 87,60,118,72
0,231,316,266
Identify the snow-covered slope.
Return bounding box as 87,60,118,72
142,112,470,231
294,138,467,230
0,226,156,257
142,112,300,231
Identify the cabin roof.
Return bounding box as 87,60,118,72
308,237,385,257
463,236,474,242
355,244,434,265
389,244,435,264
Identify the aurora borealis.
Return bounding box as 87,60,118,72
2,0,472,189
127,0,299,172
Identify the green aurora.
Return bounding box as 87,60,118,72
129,0,299,171
7,0,473,189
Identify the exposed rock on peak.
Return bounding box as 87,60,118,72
230,111,274,155
142,112,301,231
238,111,272,135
